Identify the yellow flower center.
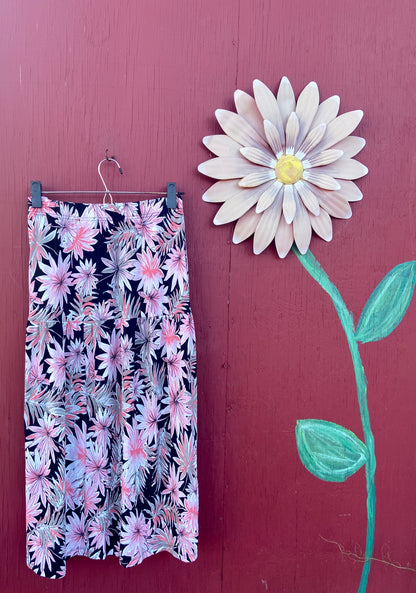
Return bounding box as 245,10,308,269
275,155,304,184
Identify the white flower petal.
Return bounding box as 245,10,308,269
302,170,341,190
336,179,363,202
239,169,276,188
295,123,326,159
294,179,320,215
293,194,312,254
275,215,294,258
253,194,283,254
203,135,241,157
303,149,344,168
316,158,368,180
198,157,264,180
311,95,340,127
240,147,277,168
295,81,319,149
283,184,297,223
309,208,333,241
213,185,266,225
234,90,267,140
331,136,366,158
312,110,364,154
264,120,283,157
253,79,285,140
276,76,296,128
306,182,352,219
215,109,269,150
256,182,283,213
285,112,300,155
233,206,262,243
202,179,242,203
320,196,352,219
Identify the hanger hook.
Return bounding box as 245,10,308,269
98,150,123,204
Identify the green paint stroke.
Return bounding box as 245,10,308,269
293,246,375,593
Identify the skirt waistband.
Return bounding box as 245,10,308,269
27,195,183,222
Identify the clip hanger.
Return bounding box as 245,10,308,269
30,150,182,209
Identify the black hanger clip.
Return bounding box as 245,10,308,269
166,182,178,209
30,181,42,208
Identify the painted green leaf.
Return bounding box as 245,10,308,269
296,419,368,482
355,261,416,343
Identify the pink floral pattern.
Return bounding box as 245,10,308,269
24,195,198,578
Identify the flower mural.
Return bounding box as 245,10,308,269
198,76,367,256
199,77,416,593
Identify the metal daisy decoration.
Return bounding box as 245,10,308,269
198,76,367,256
199,77,416,593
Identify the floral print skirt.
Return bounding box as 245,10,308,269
24,195,198,578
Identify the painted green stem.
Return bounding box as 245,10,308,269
293,246,376,593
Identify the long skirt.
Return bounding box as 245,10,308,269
24,195,198,578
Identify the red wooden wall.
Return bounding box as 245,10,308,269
1,1,416,592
